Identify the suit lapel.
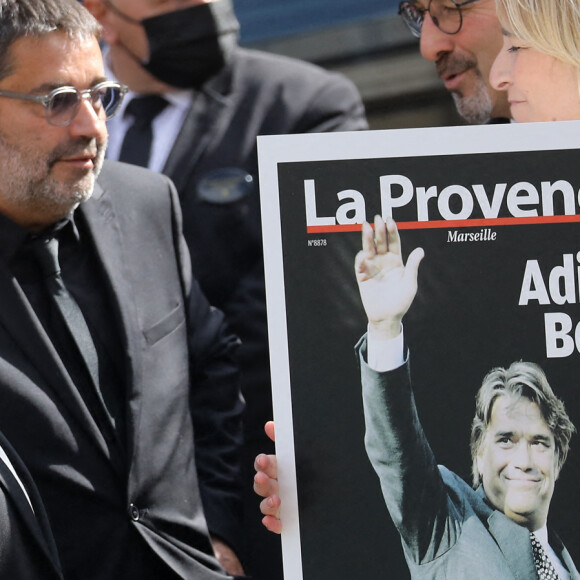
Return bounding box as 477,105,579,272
0,268,108,447
0,269,63,381
163,64,234,193
486,509,539,579
79,182,140,463
550,530,580,578
471,486,538,579
478,485,578,579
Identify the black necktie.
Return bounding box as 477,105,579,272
30,236,100,389
118,95,168,167
530,532,561,580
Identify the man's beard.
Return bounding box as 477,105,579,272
437,54,494,125
0,134,106,214
452,82,493,125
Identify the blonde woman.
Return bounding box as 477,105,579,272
490,0,580,122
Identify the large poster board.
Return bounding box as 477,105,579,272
257,121,580,579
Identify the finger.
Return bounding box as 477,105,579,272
262,515,282,535
264,421,275,443
254,452,278,479
385,217,402,257
260,494,281,518
355,221,377,280
254,464,278,491
404,247,425,286
353,250,367,279
374,215,388,254
361,221,376,256
254,466,279,498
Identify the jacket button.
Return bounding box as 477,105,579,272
129,504,140,521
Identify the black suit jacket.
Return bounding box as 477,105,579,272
161,48,367,575
162,43,367,448
109,46,367,574
0,161,243,579
358,338,579,579
0,431,62,579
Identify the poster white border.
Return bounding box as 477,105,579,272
257,120,580,579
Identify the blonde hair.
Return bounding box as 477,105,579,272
495,0,580,69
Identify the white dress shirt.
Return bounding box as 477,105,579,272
104,52,193,173
533,526,571,580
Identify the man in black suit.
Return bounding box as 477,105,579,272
0,0,244,578
82,0,367,577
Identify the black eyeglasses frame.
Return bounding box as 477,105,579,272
398,0,481,38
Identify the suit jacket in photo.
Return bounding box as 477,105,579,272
0,161,243,580
357,337,579,579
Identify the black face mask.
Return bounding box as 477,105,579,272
106,0,240,89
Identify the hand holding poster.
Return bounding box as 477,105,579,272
257,122,580,579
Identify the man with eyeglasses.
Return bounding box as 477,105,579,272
0,1,245,579
398,0,510,124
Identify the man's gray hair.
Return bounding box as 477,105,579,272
0,0,101,81
470,361,576,487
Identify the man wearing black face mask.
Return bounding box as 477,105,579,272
96,0,240,90
82,0,367,578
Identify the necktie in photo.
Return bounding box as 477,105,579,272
30,236,100,389
118,95,168,168
530,532,560,580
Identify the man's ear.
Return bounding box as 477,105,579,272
83,0,118,45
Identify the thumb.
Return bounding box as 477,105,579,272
404,247,424,285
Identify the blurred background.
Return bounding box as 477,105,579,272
237,0,465,129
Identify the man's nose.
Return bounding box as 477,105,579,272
511,441,534,470
67,97,107,140
419,13,455,62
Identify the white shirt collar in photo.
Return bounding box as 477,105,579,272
532,525,571,579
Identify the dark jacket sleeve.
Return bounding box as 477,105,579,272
357,336,465,565
171,183,245,555
289,66,368,134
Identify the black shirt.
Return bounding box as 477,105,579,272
0,211,126,454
